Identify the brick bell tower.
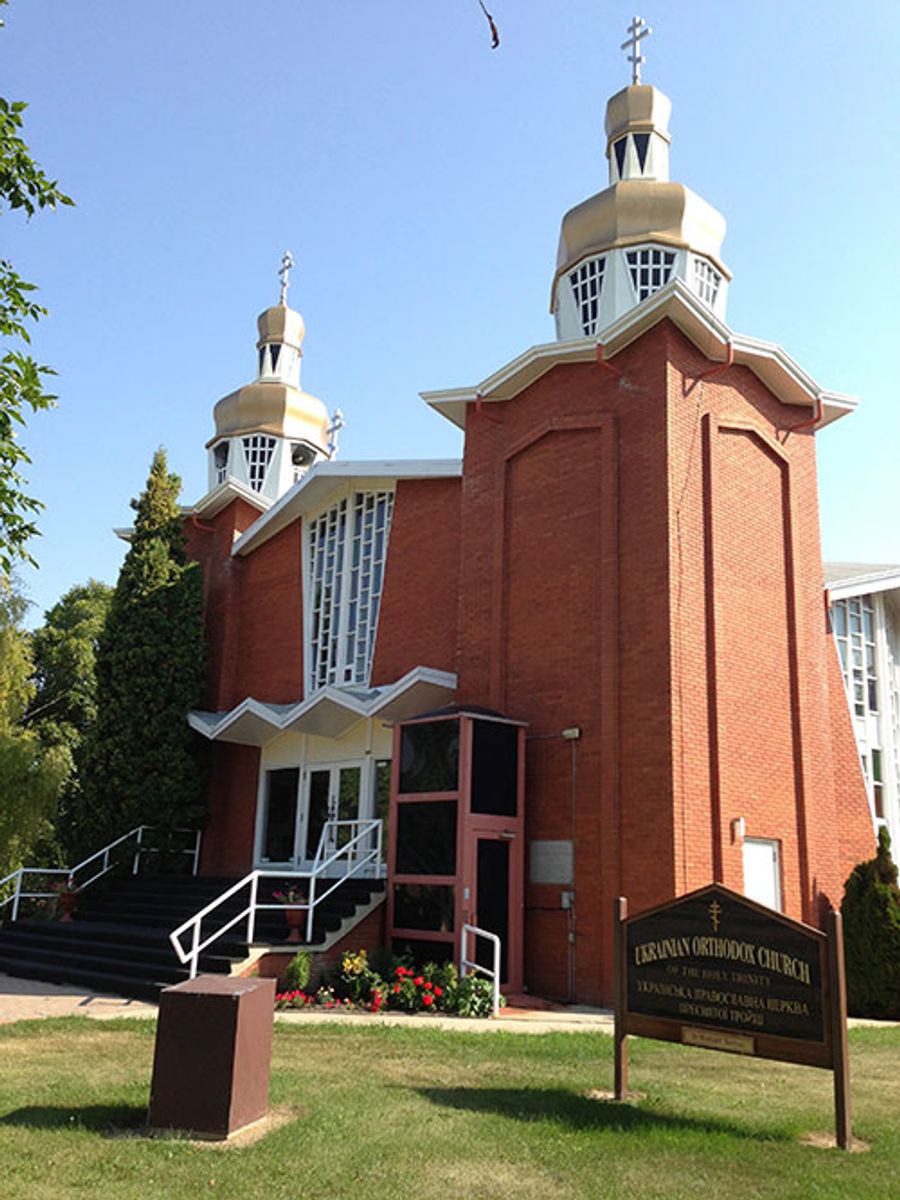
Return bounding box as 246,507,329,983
422,18,874,1004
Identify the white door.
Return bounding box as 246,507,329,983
743,838,782,911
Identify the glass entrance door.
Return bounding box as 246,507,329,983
299,762,364,870
259,760,372,870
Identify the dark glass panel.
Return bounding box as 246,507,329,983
391,938,454,966
633,131,650,171
471,720,518,816
476,838,509,982
270,343,281,370
263,768,299,861
375,760,391,838
393,884,455,932
305,769,330,860
399,720,459,793
395,801,457,876
335,766,361,848
614,136,628,175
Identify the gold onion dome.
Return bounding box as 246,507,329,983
208,304,330,453
552,81,731,337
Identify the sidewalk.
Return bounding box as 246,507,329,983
0,971,614,1033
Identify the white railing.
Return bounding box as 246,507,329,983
0,825,202,921
460,923,502,1016
169,818,383,979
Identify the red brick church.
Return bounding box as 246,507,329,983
181,59,875,1006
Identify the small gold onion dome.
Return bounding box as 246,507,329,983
604,83,672,151
207,305,330,453
256,303,305,351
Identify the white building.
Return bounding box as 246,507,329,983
827,563,900,852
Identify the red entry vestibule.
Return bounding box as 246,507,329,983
386,709,525,992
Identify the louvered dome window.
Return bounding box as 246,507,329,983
307,490,395,690
625,246,676,302
568,257,606,337
692,257,722,308
242,434,277,491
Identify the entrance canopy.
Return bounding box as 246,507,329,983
189,666,457,746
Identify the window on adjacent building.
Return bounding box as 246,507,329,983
832,596,877,717
568,257,606,337
242,434,277,492
692,257,722,307
625,246,677,302
307,489,394,690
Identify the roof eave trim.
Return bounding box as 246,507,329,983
421,281,860,431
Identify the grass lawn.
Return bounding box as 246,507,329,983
0,1019,898,1199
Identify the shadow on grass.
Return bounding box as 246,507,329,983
419,1087,788,1143
0,1104,148,1134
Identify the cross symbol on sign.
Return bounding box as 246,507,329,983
709,899,722,931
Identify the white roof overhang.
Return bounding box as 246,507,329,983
230,459,462,558
421,280,858,432
188,666,458,746
824,565,900,601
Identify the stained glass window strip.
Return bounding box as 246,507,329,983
568,257,606,337
307,490,394,689
625,246,676,302
242,434,277,492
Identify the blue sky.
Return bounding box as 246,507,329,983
5,1,900,624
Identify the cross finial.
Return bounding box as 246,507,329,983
278,249,295,306
621,15,652,85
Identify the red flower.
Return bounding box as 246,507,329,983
392,983,401,993
414,976,424,986
423,981,433,990
422,994,434,1007
434,986,443,997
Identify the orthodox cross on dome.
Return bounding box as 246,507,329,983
278,249,295,306
621,15,652,85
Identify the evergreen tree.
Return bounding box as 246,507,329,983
841,827,900,1019
71,450,206,858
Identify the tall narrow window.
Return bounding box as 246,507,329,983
625,246,676,302
242,435,277,491
307,490,395,690
568,257,606,337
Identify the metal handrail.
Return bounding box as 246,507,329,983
169,818,384,978
0,825,202,921
460,923,502,1016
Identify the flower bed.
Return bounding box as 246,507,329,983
275,949,498,1018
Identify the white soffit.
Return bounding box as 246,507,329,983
231,459,462,558
824,563,900,601
421,280,859,432
191,479,271,520
188,666,458,746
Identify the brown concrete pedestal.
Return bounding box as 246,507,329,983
148,975,276,1139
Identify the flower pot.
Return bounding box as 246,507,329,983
284,907,304,943
57,891,77,922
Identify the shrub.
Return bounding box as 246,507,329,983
283,949,312,993
841,827,900,1019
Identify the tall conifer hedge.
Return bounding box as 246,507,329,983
841,826,900,1019
71,450,206,859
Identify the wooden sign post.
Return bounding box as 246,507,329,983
614,885,852,1149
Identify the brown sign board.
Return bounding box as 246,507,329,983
614,885,852,1148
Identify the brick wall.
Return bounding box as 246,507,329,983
370,477,461,684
